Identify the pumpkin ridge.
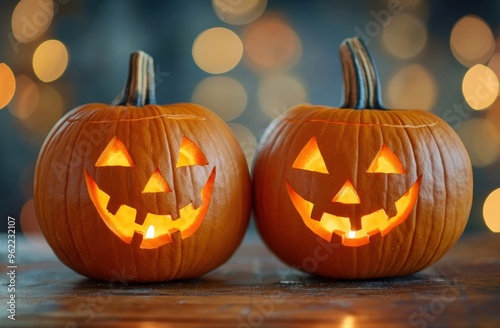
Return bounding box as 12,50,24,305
68,121,102,276
282,118,438,129
416,124,467,271
68,113,206,123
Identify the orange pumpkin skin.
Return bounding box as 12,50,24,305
34,52,251,282
253,38,473,279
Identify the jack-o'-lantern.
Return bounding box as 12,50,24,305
34,51,251,282
85,135,215,250
253,37,473,279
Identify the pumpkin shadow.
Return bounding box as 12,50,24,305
69,275,236,297
68,270,451,299
269,269,454,296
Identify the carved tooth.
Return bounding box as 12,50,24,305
113,204,138,228
179,203,199,225
361,208,389,236
320,212,351,234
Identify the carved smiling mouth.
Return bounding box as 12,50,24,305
286,176,421,246
84,168,216,249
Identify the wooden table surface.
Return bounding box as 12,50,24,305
1,228,500,328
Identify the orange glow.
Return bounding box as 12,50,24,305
176,137,208,168
33,39,69,82
486,99,500,132
462,64,499,110
20,199,40,234
85,168,216,249
292,137,329,174
243,17,302,71
286,181,350,242
12,0,54,43
192,27,243,74
450,15,495,67
367,144,406,174
286,176,421,247
95,137,134,167
0,63,16,110
489,53,500,82
145,225,155,239
483,188,500,233
213,0,267,25
192,76,247,122
457,118,500,167
20,199,50,249
341,315,355,328
142,169,171,193
332,180,360,204
258,74,307,119
228,122,257,169
8,75,39,119
382,14,427,59
19,83,63,135
386,64,437,111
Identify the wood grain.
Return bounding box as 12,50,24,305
1,229,499,327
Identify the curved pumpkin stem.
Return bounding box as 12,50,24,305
113,50,157,106
340,37,385,109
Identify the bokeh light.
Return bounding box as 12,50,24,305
20,198,50,248
213,0,267,25
0,63,16,110
462,64,499,110
382,14,427,59
457,118,500,167
399,0,424,7
11,0,54,43
33,39,69,82
20,198,41,235
243,16,302,72
451,15,495,67
192,27,243,74
258,75,307,118
486,99,500,132
19,163,35,200
192,76,247,121
21,83,64,136
228,122,257,169
483,188,500,233
488,53,500,82
8,75,39,120
386,64,437,110
341,315,355,328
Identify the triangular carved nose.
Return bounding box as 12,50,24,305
142,168,171,193
332,180,360,204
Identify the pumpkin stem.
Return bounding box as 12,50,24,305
113,50,157,106
340,37,385,109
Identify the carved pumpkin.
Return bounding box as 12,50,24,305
253,38,473,279
34,51,251,282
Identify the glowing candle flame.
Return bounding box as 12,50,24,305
145,225,155,239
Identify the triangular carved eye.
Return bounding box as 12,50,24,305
176,137,208,168
292,137,329,174
95,137,134,167
367,144,406,174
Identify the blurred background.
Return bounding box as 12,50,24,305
1,0,499,237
